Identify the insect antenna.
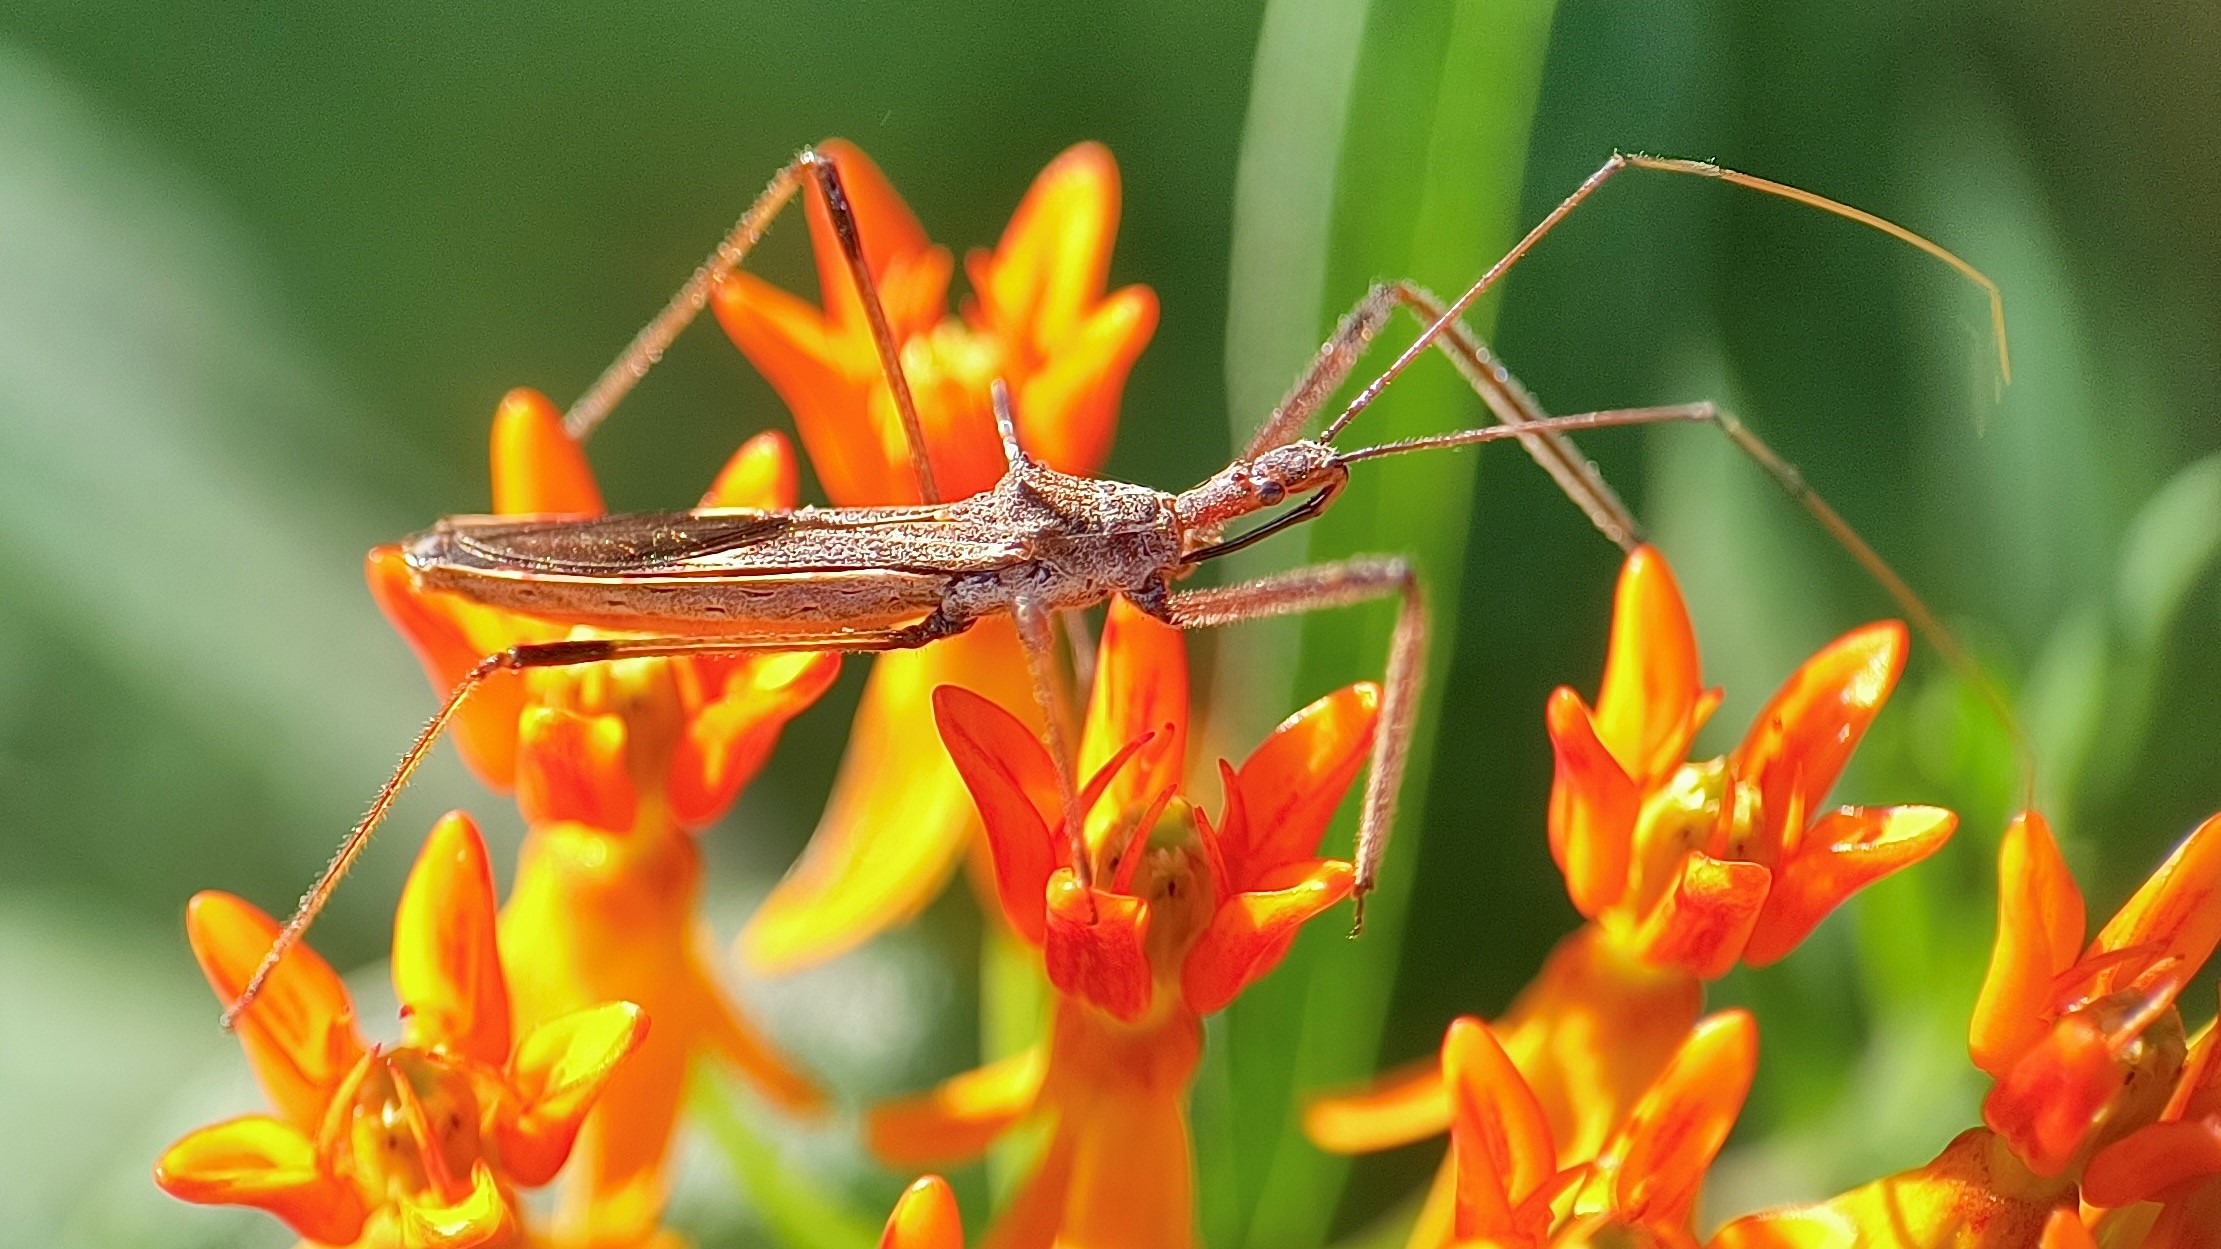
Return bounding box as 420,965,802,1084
1318,153,2032,798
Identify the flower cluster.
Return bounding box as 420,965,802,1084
154,139,2221,1249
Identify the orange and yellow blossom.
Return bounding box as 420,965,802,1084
1546,546,1958,980
1435,1008,1756,1249
1709,808,2221,1248
367,390,839,1243
155,812,648,1248
868,600,1374,1249
714,139,1159,973
1308,546,1948,1220
880,1176,967,1249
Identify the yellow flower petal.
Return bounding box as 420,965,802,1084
488,387,604,517
1710,1128,2071,1249
497,1001,650,1188
1304,1055,1451,1155
391,811,511,1065
154,1115,368,1246
881,1175,967,1249
742,620,1042,973
185,892,363,1130
397,1160,515,1249
870,1048,1048,1169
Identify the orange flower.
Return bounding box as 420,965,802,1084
1304,928,1703,1217
880,1176,967,1249
1708,1127,2075,1249
1970,809,2221,1179
1431,1009,1756,1249
155,812,649,1248
369,390,838,1243
867,600,1373,1248
2083,999,2221,1248
1546,546,1957,979
715,139,1159,973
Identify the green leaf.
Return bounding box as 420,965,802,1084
1213,3,1561,1245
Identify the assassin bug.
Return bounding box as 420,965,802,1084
221,146,2008,1028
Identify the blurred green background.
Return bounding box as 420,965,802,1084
5,2,2220,1246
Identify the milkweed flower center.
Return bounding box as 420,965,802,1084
523,647,689,800
341,1048,487,1209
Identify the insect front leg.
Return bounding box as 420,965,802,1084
1012,594,1091,892
222,612,970,1030
1162,558,1425,930
1246,281,1639,549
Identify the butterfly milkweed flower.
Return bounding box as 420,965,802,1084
367,392,839,1243
880,1176,967,1249
869,600,1373,1248
1307,545,1951,1222
155,812,649,1248
715,139,1159,973
1432,1009,1755,1249
1711,807,2221,1248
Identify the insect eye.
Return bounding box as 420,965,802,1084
1254,479,1286,506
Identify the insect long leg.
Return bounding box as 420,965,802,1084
1246,281,1639,550
221,614,969,1030
1323,151,2010,445
1013,595,1091,892
559,146,940,505
1165,557,1425,931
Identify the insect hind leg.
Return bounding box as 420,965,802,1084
219,615,967,1031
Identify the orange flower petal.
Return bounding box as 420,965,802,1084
497,1001,651,1187
1744,805,1958,967
1588,1010,1757,1228
1076,599,1188,858
1731,621,1907,858
488,387,604,517
869,1048,1048,1168
881,1175,966,1249
1181,858,1355,1016
742,622,1040,971
1625,852,1771,981
668,650,842,829
712,272,899,507
971,142,1121,358
1972,811,2087,1077
154,1115,368,1245
1546,688,1640,920
805,140,936,336
396,1160,513,1249
365,546,530,788
1010,287,1158,476
700,430,801,510
1494,926,1706,1163
185,892,363,1129
932,682,1062,946
390,811,511,1065
1443,1016,1558,1244
513,704,636,831
1593,546,1710,785
1226,683,1379,886
2090,809,2221,996
1709,1127,2070,1249
1044,870,1153,1022
1303,1055,1450,1155
2040,1207,2099,1249
2084,1117,2221,1208
1982,1010,2120,1178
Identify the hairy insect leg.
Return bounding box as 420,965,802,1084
1245,280,1639,550
221,615,968,1030
1166,557,1425,932
1013,595,1091,893
559,146,940,504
